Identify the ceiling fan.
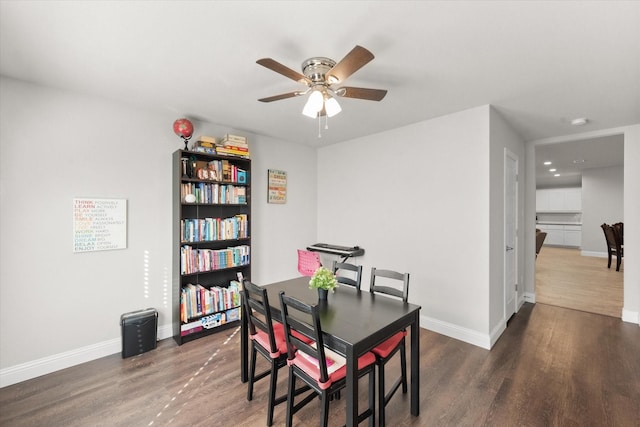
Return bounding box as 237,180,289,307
256,45,387,120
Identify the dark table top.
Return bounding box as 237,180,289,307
263,276,421,356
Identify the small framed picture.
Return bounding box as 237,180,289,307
268,169,287,204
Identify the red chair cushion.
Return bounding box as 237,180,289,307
371,330,406,359
251,322,288,357
291,350,376,390
251,322,314,358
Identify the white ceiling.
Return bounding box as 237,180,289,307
535,134,624,188
1,1,639,151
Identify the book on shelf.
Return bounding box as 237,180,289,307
220,133,247,144
216,147,250,158
180,280,243,322
192,138,216,154
181,320,203,336
222,144,249,152
181,182,247,204
237,169,247,184
198,135,217,145
180,244,250,275
192,145,215,154
180,214,249,243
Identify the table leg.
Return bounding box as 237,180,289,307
345,345,357,427
410,312,420,415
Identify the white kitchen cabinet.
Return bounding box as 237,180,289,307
564,188,582,211
541,224,565,245
537,223,582,248
563,225,582,247
548,191,565,211
536,190,550,211
536,187,582,212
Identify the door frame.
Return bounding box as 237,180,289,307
504,148,519,321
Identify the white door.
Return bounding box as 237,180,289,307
504,149,518,321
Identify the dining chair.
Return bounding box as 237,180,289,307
601,223,623,271
535,231,547,259
331,260,363,290
242,280,295,426
612,222,624,246
369,267,410,427
297,249,322,276
278,291,376,427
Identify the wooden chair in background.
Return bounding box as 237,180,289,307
369,267,410,427
331,260,363,290
535,231,547,259
612,222,624,246
601,223,623,271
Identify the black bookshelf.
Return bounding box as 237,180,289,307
172,149,251,345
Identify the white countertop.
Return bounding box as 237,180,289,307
537,221,582,225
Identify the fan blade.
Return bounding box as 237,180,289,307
258,91,302,102
336,87,387,101
256,58,310,85
326,45,375,84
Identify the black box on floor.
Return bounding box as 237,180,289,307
120,308,158,359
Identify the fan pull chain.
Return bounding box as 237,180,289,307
317,114,322,138
325,114,329,130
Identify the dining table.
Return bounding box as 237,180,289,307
239,276,421,426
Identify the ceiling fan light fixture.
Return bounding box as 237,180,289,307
324,96,341,117
302,90,324,118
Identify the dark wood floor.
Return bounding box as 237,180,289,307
1,303,639,426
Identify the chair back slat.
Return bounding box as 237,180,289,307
242,280,278,354
278,292,330,383
332,260,363,290
369,267,410,302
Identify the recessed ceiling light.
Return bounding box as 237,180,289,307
571,118,588,126
544,161,552,165
554,174,560,177
572,159,585,164
549,168,556,172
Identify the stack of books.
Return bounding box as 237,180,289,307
192,135,217,154
216,134,250,158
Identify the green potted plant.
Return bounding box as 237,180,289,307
309,266,339,300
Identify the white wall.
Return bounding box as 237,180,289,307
249,135,317,284
0,77,317,386
581,165,624,255
317,105,498,348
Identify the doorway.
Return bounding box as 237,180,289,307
534,135,624,317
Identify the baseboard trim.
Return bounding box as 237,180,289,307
523,292,536,303
489,320,506,348
1,324,173,388
420,314,492,350
621,308,640,325
581,250,608,258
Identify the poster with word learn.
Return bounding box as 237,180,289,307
73,198,127,253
